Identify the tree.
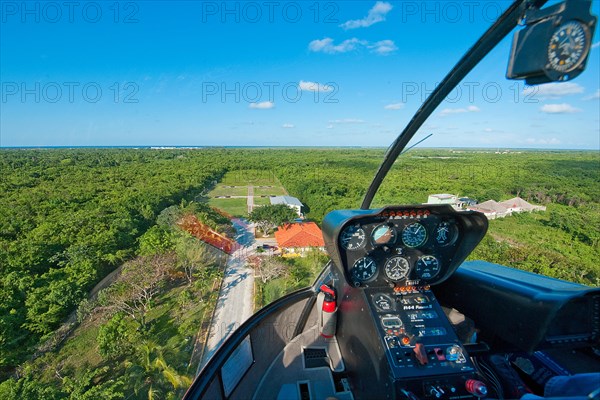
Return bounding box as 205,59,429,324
175,235,216,284
138,226,175,256
0,376,63,400
97,254,175,328
250,256,288,284
63,367,126,400
23,270,83,335
249,204,297,237
97,312,134,360
126,341,192,400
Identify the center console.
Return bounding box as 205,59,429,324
366,286,487,399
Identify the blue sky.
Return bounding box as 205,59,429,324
1,0,599,148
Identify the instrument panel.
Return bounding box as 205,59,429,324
322,205,488,288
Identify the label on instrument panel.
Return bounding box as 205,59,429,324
402,304,433,311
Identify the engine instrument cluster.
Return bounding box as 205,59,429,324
322,205,488,288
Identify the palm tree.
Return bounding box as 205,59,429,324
126,341,192,400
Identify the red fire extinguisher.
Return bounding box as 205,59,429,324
319,284,337,338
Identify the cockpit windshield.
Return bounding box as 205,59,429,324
0,1,598,399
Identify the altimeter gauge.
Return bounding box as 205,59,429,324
548,20,590,74
352,256,377,282
340,225,366,250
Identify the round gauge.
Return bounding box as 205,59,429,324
434,221,458,246
547,20,590,74
402,222,427,248
384,256,410,281
373,293,394,311
351,256,377,282
415,255,441,280
371,224,396,246
340,225,366,251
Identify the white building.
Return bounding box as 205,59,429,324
499,197,547,213
270,195,303,217
427,194,457,205
468,200,511,220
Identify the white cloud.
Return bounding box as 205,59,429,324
439,105,480,116
328,119,365,124
592,42,600,49
326,124,334,129
384,103,404,110
369,40,398,55
484,128,493,132
282,123,294,129
299,80,333,92
583,89,600,101
340,1,393,30
308,37,396,55
540,103,581,114
524,82,584,99
249,101,275,109
308,37,365,54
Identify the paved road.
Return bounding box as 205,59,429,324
197,219,256,374
247,185,254,214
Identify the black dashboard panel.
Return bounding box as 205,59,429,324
435,261,600,352
322,205,488,288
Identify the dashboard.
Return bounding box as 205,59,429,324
323,205,490,398
322,205,488,288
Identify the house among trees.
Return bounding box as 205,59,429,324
270,195,304,217
499,197,547,213
467,197,546,220
426,193,546,220
468,200,511,220
274,222,325,256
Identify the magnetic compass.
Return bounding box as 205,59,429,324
547,20,590,74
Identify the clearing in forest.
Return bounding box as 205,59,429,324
206,169,288,217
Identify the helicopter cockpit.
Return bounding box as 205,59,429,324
184,1,600,399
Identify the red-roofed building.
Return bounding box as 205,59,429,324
274,222,325,256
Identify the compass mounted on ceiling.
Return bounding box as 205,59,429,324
507,0,596,84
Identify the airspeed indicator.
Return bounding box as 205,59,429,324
402,222,427,248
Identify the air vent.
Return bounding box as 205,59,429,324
298,382,310,400
303,348,330,369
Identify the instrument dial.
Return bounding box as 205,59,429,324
415,255,441,280
435,221,458,246
402,222,427,248
373,293,394,311
548,20,590,73
352,256,377,282
371,224,396,246
384,256,410,281
340,225,366,250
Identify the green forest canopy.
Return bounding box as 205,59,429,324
1,148,598,381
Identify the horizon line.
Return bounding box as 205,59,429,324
0,145,598,151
